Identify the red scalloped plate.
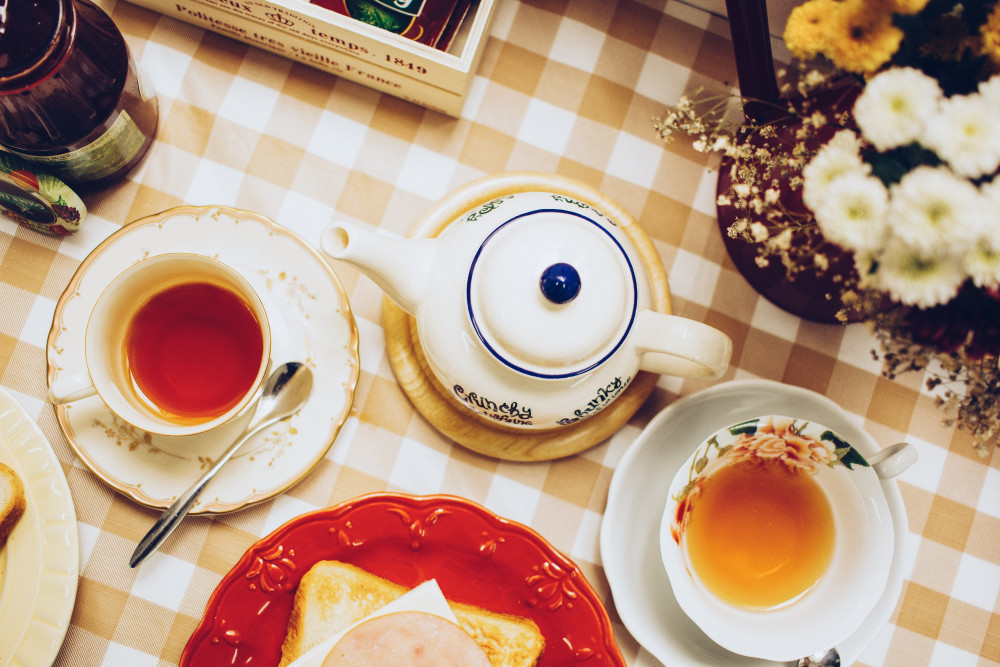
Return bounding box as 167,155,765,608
182,493,625,666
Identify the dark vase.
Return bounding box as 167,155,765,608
714,82,867,324
715,165,864,324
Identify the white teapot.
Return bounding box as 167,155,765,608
321,191,732,430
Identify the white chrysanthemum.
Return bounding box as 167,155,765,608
964,241,1000,288
965,177,1000,287
979,75,1000,108
802,130,869,214
853,67,942,151
921,92,1000,179
979,176,1000,230
887,166,986,255
811,172,889,252
871,240,967,308
852,249,879,289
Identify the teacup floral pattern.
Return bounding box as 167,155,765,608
670,416,870,545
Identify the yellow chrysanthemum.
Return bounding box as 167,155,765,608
885,0,929,15
982,2,1000,69
783,0,840,60
825,0,903,74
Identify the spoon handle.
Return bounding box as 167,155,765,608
128,414,282,568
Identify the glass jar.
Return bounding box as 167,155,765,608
0,0,158,188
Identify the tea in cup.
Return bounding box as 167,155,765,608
659,416,911,661
677,444,835,610
48,253,271,437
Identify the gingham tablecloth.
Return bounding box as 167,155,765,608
0,0,997,665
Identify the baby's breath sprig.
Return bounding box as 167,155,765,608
653,64,856,283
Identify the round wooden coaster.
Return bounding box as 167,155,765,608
382,172,672,461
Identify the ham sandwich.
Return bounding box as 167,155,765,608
279,560,545,667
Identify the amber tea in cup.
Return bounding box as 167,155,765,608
670,418,841,610
125,280,265,421
682,458,835,609
48,253,271,437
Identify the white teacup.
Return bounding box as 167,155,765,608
659,415,915,661
48,253,271,437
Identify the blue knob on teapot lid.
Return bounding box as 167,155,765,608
540,263,581,304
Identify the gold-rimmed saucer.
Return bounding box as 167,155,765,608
46,206,360,513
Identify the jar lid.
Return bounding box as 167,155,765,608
467,209,637,379
0,152,86,236
0,0,68,84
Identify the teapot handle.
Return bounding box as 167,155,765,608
631,310,733,379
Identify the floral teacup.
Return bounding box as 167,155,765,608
659,416,913,661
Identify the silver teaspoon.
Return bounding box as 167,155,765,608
797,648,841,666
129,361,314,567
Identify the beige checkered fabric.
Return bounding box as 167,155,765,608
0,0,996,665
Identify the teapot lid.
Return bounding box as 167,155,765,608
467,209,637,379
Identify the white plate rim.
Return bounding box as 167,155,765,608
0,387,79,666
600,379,908,666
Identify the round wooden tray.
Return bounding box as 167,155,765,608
382,172,672,461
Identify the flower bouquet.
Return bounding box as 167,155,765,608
655,0,1000,455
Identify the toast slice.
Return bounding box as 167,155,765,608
0,461,26,549
278,560,545,667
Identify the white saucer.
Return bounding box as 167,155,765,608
600,379,908,666
0,387,78,665
46,206,360,513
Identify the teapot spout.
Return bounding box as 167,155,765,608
321,222,435,315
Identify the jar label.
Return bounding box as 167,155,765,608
0,153,87,237
6,110,147,182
